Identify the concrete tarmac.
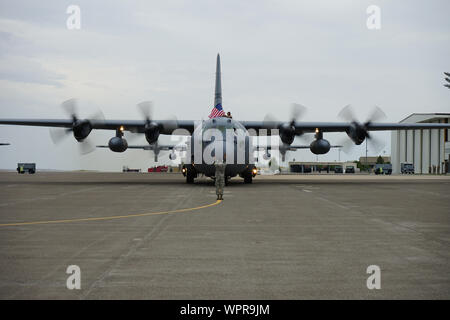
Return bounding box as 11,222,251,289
0,172,449,299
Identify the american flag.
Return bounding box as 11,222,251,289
208,103,225,119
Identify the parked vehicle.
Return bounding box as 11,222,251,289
334,165,343,173
374,164,392,175
148,166,168,173
401,163,414,174
345,166,355,174
123,166,141,172
17,163,36,174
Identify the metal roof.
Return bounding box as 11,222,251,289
399,113,450,124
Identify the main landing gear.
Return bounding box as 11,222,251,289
241,166,257,184
183,166,197,184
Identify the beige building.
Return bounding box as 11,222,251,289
359,156,391,166
288,161,357,173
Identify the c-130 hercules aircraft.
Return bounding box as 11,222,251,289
1,54,450,184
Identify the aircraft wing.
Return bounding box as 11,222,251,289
288,144,342,150
242,121,450,134
0,143,10,146
255,144,342,151
97,144,187,151
0,119,196,135
2,118,450,136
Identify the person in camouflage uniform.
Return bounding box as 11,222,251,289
214,156,226,200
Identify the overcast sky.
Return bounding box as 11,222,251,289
0,0,449,171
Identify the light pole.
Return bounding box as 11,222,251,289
365,139,368,173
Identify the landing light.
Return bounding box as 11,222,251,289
315,128,319,134
119,125,124,132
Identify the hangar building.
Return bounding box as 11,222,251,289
391,113,449,174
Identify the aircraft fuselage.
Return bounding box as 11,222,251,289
185,117,255,179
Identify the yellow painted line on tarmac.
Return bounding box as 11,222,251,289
0,200,222,227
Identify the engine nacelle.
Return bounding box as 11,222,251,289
169,151,177,160
73,120,92,142
279,123,295,145
310,138,331,155
347,123,366,145
108,136,128,153
144,122,160,144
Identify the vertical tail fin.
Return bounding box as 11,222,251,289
214,53,222,107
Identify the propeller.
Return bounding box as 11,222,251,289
138,101,154,123
290,103,306,124
337,104,387,154
444,72,450,89
260,103,310,162
262,103,308,145
165,114,179,133
262,103,310,161
263,103,306,128
135,101,178,144
121,101,155,143
49,99,104,155
124,101,181,162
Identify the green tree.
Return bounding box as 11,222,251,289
356,160,369,171
376,156,384,164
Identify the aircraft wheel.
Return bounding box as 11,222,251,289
186,168,195,184
243,173,252,184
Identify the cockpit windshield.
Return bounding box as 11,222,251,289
200,118,248,140
203,118,246,132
